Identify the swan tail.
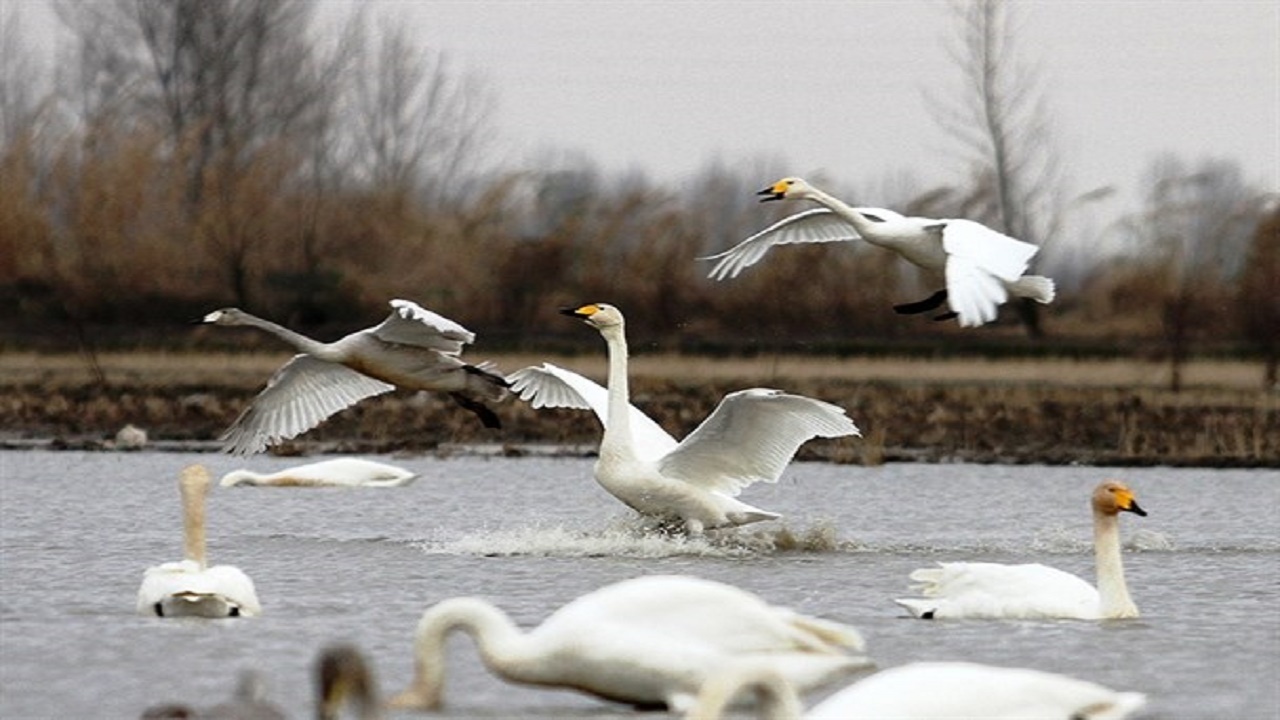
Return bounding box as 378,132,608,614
1008,275,1056,304
906,565,946,594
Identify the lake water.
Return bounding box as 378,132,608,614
1,450,1277,719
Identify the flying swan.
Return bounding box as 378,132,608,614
895,480,1147,620
219,457,418,488
201,299,508,455
507,303,860,535
701,177,1056,327
389,574,869,713
685,660,1147,720
137,464,261,618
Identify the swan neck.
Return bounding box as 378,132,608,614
399,599,536,708
804,184,876,233
179,474,208,568
1093,510,1137,617
238,313,331,357
600,324,634,449
687,664,803,720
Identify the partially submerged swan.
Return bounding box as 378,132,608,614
686,660,1147,720
219,458,418,488
896,480,1147,619
201,299,508,455
508,303,860,535
390,574,869,713
137,465,260,618
702,177,1055,327
141,643,379,720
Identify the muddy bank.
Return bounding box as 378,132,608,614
2,373,1275,467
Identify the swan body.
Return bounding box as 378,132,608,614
202,299,508,455
509,303,860,535
687,661,1147,720
895,481,1146,620
137,465,260,618
219,458,418,488
390,574,869,713
702,177,1056,327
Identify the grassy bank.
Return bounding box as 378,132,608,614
1,352,1275,466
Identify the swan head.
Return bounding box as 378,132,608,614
1093,480,1146,517
316,644,379,720
201,307,250,325
560,303,625,329
757,177,812,202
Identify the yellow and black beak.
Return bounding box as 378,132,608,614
560,304,599,320
1116,487,1147,517
1123,498,1147,517
757,185,785,202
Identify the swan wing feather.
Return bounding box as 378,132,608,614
137,560,261,616
508,364,679,460
896,562,1100,619
941,219,1039,282
221,355,394,455
943,255,1007,327
701,209,860,280
659,389,859,495
370,299,475,354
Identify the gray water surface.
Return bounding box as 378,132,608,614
1,451,1277,719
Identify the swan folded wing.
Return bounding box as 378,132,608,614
508,363,678,460
900,562,1099,619
943,256,1007,327
701,209,860,280
659,390,859,496
370,299,475,353
220,355,395,455
137,561,260,615
941,219,1039,283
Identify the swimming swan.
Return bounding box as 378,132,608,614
895,480,1147,620
219,457,418,488
686,661,1147,720
702,177,1055,327
202,300,508,454
136,465,261,618
389,574,869,713
508,303,860,535
141,643,380,720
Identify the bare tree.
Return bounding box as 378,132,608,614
930,0,1065,337
348,13,494,206
1238,207,1280,389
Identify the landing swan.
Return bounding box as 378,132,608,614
141,643,379,720
701,177,1056,327
219,457,418,488
137,465,261,618
508,303,860,535
895,480,1147,619
201,299,508,455
687,661,1147,720
389,574,869,713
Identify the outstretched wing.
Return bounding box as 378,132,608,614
940,220,1040,328
659,389,859,496
701,209,861,280
369,299,475,354
507,363,678,461
220,355,394,455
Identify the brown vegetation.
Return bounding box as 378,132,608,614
2,352,1274,467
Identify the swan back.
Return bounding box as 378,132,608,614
219,458,418,488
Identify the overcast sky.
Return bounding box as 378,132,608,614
18,0,1279,211
347,0,1278,206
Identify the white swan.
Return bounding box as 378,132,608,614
201,299,508,455
141,644,379,720
508,303,860,535
702,177,1056,327
137,465,261,618
896,480,1147,620
389,574,869,713
687,661,1147,720
219,457,418,488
